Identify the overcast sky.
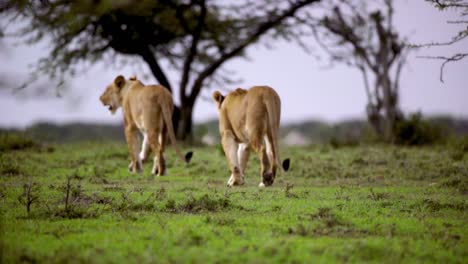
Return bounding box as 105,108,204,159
0,0,467,128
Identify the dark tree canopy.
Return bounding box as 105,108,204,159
0,0,321,139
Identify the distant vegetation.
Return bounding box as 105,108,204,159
2,123,125,143
0,133,38,152
2,115,467,146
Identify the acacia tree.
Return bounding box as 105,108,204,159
306,0,408,141
0,0,320,140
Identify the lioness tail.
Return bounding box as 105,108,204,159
161,102,192,164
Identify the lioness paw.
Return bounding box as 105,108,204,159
227,175,245,187
227,176,235,187
128,161,143,174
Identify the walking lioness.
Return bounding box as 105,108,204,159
99,75,192,175
212,86,289,187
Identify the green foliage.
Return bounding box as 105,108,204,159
25,123,125,143
394,113,445,146
0,132,38,151
328,136,361,148
0,142,467,263
448,136,468,161
0,157,23,176
2,117,467,146
2,1,187,81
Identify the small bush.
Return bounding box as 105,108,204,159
0,133,38,152
329,136,360,148
179,194,230,213
448,136,468,161
17,178,40,215
288,207,366,237
48,175,100,219
393,113,444,146
368,188,390,201
165,194,231,213
419,199,467,212
0,159,23,176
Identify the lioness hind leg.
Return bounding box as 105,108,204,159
125,126,143,174
247,133,272,187
222,130,243,186
238,143,250,176
148,131,165,176
156,132,166,176
139,132,151,163
264,134,277,178
253,144,272,187
151,153,165,176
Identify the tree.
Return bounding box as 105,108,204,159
307,0,408,141
0,0,321,140
415,0,468,82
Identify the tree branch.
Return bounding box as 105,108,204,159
180,0,207,104
410,31,468,48
139,47,173,92
417,53,468,82
393,48,409,95
322,7,378,73
358,63,373,104
188,0,320,103
427,0,468,9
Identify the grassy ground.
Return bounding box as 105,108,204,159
0,139,467,263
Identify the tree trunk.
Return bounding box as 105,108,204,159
366,103,384,136
380,73,400,142
172,106,181,139
381,75,394,141
177,102,194,141
139,48,183,138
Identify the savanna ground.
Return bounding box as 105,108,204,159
0,134,467,263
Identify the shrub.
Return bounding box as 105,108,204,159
393,113,444,146
0,159,22,176
0,132,38,151
17,178,40,215
448,136,468,161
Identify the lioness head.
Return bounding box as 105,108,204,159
99,75,126,114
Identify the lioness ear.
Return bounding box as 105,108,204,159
129,75,137,81
114,75,125,89
212,91,224,105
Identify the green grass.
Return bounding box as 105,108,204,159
1,140,467,263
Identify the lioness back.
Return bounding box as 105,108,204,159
126,84,173,111
245,86,281,131
221,86,280,142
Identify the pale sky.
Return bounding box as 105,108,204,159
0,0,467,128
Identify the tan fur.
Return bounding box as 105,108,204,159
99,75,187,176
212,86,285,187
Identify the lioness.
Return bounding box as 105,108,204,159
99,75,192,175
212,86,289,187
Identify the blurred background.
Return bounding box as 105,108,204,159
0,0,467,146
